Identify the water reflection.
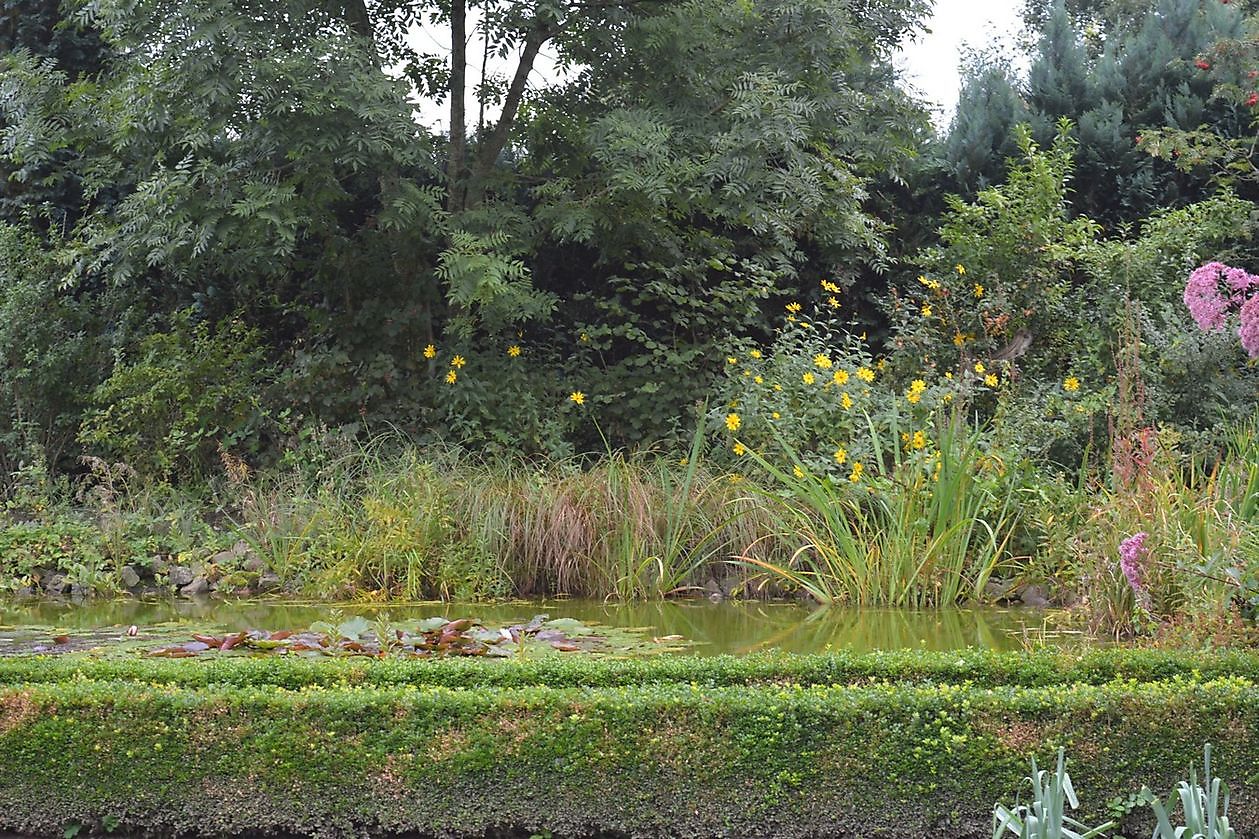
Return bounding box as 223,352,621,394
0,597,1081,655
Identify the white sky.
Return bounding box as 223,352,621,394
409,0,1025,133
896,0,1026,126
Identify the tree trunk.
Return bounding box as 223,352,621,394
447,0,468,213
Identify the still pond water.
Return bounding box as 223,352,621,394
0,597,1081,655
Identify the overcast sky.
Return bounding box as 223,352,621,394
410,0,1026,133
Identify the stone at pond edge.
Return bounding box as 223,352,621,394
179,576,210,598
168,566,195,588
120,566,142,589
45,573,69,595
1020,583,1051,608
256,572,281,593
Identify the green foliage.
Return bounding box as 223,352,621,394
0,661,1257,838
1146,744,1236,839
993,748,1116,839
78,311,271,478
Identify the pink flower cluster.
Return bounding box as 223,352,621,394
1118,531,1148,597
1184,262,1259,358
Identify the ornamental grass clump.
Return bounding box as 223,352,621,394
992,748,1116,839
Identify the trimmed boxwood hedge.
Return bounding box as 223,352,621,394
0,651,1258,838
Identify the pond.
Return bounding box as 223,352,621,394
0,597,1082,656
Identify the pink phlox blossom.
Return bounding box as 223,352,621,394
1185,262,1235,331
1239,294,1259,359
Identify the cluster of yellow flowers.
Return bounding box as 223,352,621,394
905,379,927,404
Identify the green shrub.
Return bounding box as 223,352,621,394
0,660,1256,839
78,309,271,480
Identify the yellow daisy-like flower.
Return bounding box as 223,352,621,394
955,264,966,276
984,373,998,387
911,430,927,450
821,279,842,293
813,354,832,369
579,332,590,343
841,392,853,410
507,345,522,358
953,333,966,347
451,355,467,369
733,442,747,457
906,379,927,404
856,367,875,383
754,375,763,384
833,447,847,465
773,384,783,392
793,465,806,479
727,356,738,365
1063,376,1080,392
749,349,763,359
827,296,840,309
918,275,941,290
833,369,849,386
569,391,586,406
771,411,781,420
974,361,986,374
742,369,750,377
921,304,932,317
799,322,811,329
849,462,863,483
423,344,437,359
729,473,744,484
786,301,802,314
725,413,741,432
973,284,984,298
445,370,457,384
802,372,816,385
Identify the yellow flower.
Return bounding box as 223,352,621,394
579,332,590,343
849,462,863,483
921,304,932,317
733,442,747,457
918,275,941,290
856,367,875,383
911,430,927,450
445,370,457,384
727,356,738,365
813,354,832,369
754,375,763,384
840,392,853,410
787,315,797,323
827,296,840,309
786,301,802,313
507,345,522,358
725,413,741,431
974,361,985,374
802,372,816,385
821,279,841,293
800,322,811,329
833,447,847,465
451,355,466,369
906,379,927,404
955,264,966,276
984,373,998,387
679,457,689,466
729,473,744,484
1063,376,1080,392
793,465,806,479
773,384,783,392
833,369,849,386
953,333,966,347
569,391,586,406
742,369,750,377
771,411,781,419
973,284,984,298
749,349,763,359
423,344,437,359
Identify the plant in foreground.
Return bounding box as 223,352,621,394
1146,743,1235,839
993,748,1116,839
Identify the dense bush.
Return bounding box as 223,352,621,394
0,657,1257,838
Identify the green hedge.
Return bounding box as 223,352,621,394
2,656,1259,838
3,647,1259,691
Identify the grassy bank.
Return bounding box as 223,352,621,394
1,652,1257,838
2,420,1257,641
